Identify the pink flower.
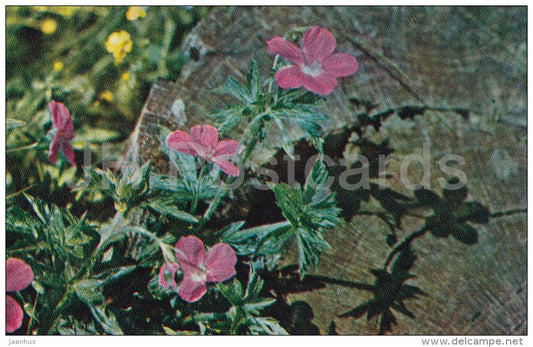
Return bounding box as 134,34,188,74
6,258,34,333
48,100,76,166
267,25,359,95
166,124,240,177
174,235,237,302
158,262,181,289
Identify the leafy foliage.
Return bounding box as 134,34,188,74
77,162,150,214
223,157,341,277
5,10,498,336
217,271,288,335
212,60,327,161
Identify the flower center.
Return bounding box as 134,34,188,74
301,62,323,77
190,266,207,283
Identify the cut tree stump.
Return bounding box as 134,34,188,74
119,7,526,335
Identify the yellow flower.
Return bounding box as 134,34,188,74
99,90,114,102
54,6,75,17
41,19,57,35
53,61,64,72
121,72,131,81
126,6,146,21
105,30,133,64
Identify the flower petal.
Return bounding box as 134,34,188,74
6,258,34,292
210,157,240,177
302,26,336,63
166,130,199,156
158,262,181,289
275,65,305,90
267,37,303,65
6,295,24,333
190,124,218,150
175,236,206,274
322,53,359,77
178,275,207,303
302,73,338,96
214,140,240,157
49,101,74,139
60,140,76,167
205,243,237,283
48,134,60,165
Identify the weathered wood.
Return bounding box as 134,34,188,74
120,7,526,334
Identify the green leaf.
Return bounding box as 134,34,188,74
89,305,124,335
219,278,244,306
255,226,293,255
249,317,289,335
216,220,246,237
24,193,50,224
95,265,137,286
6,205,40,236
272,115,295,160
6,118,26,130
215,76,254,104
243,270,264,300
268,158,340,277
56,317,99,335
73,275,125,334
246,59,261,99
222,220,290,256
73,279,105,306
49,206,67,245
161,139,198,183
303,156,330,204
270,182,303,226
147,199,198,223
244,298,276,315
210,106,246,134
296,228,331,276
270,103,326,146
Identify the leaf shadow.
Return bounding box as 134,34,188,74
338,247,425,335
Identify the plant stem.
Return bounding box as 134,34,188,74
190,164,206,214
26,292,39,334
6,184,37,200
266,55,279,95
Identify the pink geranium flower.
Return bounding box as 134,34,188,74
6,258,34,333
174,235,237,302
267,25,359,95
166,124,240,177
48,100,76,166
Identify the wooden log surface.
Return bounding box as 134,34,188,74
119,7,526,334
